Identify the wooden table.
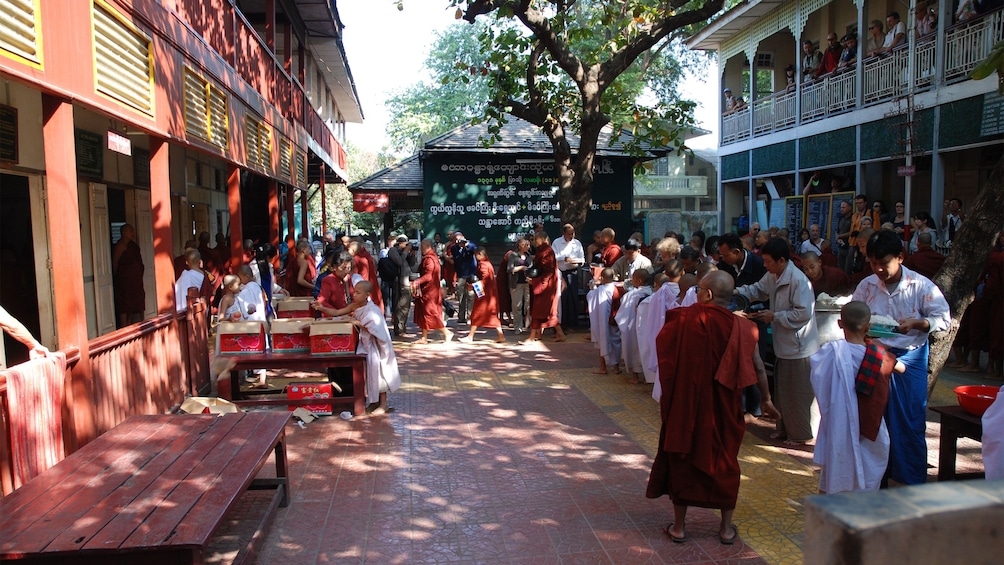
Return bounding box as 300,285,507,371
218,351,368,416
0,412,290,564
930,405,985,481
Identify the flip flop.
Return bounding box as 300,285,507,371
663,524,687,543
719,524,739,545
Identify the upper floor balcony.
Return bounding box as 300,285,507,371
699,3,1002,146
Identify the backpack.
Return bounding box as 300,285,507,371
378,256,398,282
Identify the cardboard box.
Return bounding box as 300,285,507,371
310,319,358,355
180,397,240,415
287,382,334,415
271,319,312,353
275,297,315,319
217,321,265,354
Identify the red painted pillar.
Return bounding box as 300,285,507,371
227,165,243,272
264,0,275,52
42,94,95,450
320,167,327,234
268,180,279,249
300,186,309,239
150,137,175,314
285,185,295,239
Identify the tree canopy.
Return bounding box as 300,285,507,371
391,0,723,230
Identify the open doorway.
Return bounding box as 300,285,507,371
0,173,45,367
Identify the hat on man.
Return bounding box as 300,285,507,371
396,235,408,244
454,232,464,239
723,87,732,93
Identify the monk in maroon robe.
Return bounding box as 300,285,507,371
412,239,452,344
462,248,505,343
903,233,945,279
646,271,778,545
113,223,145,327
351,240,383,312
801,252,852,298
522,232,567,344
599,227,624,267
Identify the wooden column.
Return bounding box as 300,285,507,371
264,0,275,52
227,165,243,272
150,137,175,314
300,185,309,238
285,185,295,239
320,167,326,234
268,180,280,249
42,94,95,450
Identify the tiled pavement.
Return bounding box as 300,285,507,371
225,323,992,565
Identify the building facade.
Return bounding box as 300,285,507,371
0,0,361,450
688,0,1002,237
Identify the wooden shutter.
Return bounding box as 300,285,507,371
93,1,154,115
0,0,43,68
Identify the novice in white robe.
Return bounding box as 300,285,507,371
587,270,621,373
638,281,679,395
350,281,401,413
614,271,653,381
810,303,896,494
983,386,1004,481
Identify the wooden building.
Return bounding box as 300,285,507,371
0,0,362,476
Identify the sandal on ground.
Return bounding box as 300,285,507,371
769,431,787,440
663,524,687,543
719,524,739,545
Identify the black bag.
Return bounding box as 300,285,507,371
378,256,398,282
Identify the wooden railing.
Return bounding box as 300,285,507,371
0,301,210,496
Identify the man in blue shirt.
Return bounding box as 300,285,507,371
451,232,478,324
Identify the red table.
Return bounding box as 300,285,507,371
218,351,368,416
0,412,290,564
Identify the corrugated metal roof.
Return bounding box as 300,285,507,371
422,114,663,157
348,154,423,192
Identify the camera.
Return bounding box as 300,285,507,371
746,302,767,314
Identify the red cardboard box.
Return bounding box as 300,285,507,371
271,319,312,353
275,297,315,319
310,319,358,355
287,382,334,415
217,321,265,354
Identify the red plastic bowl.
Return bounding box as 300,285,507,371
954,385,1000,417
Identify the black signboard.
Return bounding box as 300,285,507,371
133,147,151,187
829,192,855,247
0,104,17,163
75,129,104,177
423,154,633,244
785,196,805,246
806,194,832,240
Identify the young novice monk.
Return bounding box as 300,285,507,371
615,269,653,383
218,275,244,322
587,268,621,374
809,301,904,493
350,281,401,416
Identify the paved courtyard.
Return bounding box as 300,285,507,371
220,322,990,565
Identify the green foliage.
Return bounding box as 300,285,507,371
971,40,1004,95
307,141,390,237
385,21,493,153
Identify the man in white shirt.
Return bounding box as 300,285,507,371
880,12,906,54
852,230,950,485
800,224,824,256
611,239,653,283
552,223,585,329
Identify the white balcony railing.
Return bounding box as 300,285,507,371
722,9,1003,145
753,89,796,135
722,107,751,144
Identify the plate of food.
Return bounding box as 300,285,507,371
868,314,901,338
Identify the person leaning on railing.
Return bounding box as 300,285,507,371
722,88,747,115
0,305,49,360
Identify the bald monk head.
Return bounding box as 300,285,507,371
695,261,718,282
599,268,615,284
652,273,669,290
678,273,697,296
699,271,735,308
839,300,872,333
352,280,374,306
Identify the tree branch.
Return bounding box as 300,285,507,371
600,0,725,85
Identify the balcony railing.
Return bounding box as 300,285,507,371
723,9,1002,145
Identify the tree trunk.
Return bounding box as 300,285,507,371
928,153,1004,397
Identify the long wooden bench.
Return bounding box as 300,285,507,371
0,412,290,564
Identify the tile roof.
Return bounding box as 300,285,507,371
348,153,422,192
